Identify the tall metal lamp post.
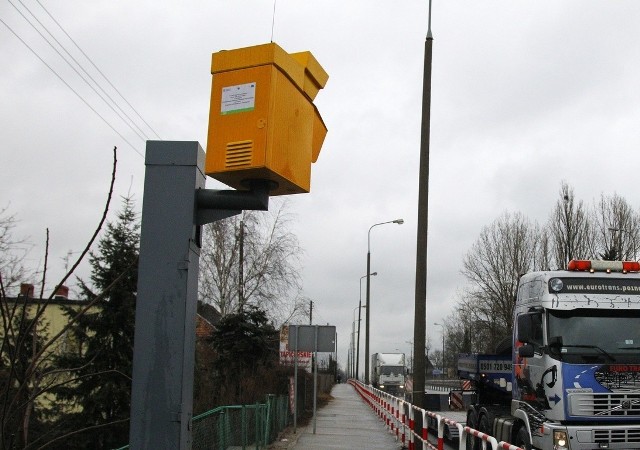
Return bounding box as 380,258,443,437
412,0,434,410
405,340,413,374
357,272,376,381
434,322,445,375
351,305,360,378
365,219,404,384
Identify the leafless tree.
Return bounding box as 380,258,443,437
0,148,118,449
546,182,593,268
459,211,541,352
591,192,640,260
0,207,32,296
454,184,640,359
443,305,476,357
537,232,553,271
198,200,308,326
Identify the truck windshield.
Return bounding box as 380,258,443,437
547,309,640,364
380,366,404,376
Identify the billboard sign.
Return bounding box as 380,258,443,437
279,325,312,369
287,325,336,352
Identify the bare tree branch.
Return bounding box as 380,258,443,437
0,147,119,448
460,211,541,352
32,418,129,450
199,199,305,325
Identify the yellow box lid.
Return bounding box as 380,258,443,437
211,43,328,101
212,43,305,91
290,51,329,101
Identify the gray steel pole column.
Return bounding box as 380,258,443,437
129,141,205,449
356,298,363,381
365,251,371,384
442,331,445,373
351,305,360,378
350,320,355,378
356,272,374,381
413,0,434,410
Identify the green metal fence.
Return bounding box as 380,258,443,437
116,394,290,450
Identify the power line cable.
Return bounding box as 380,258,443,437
0,17,143,157
17,0,154,142
35,0,162,140
8,0,148,144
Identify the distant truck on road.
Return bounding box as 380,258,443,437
371,352,406,395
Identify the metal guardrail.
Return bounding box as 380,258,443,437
424,380,462,392
114,394,289,450
349,380,524,450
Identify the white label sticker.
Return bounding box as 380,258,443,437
221,82,256,115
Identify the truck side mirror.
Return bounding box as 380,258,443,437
517,313,533,343
518,344,534,358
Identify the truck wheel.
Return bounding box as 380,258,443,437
515,427,532,450
466,410,479,450
478,411,494,437
477,411,496,448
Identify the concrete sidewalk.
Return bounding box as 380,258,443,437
273,383,404,450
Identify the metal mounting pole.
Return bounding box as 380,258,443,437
130,141,273,449
129,141,205,449
413,0,434,410
365,250,371,384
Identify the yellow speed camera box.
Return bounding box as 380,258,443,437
206,43,328,195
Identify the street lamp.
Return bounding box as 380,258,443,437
347,328,352,379
434,322,445,376
405,340,413,374
365,218,404,384
351,305,361,378
357,272,376,381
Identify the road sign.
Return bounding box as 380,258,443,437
287,325,336,352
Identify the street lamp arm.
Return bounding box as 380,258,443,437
364,219,403,385
368,219,404,251
359,272,377,302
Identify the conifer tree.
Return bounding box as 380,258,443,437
210,306,282,405
52,197,139,449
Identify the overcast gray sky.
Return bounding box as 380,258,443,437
3,1,640,375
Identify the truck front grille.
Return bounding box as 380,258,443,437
594,428,640,443
569,392,640,417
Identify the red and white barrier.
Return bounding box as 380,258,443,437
348,380,524,450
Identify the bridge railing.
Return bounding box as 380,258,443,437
424,379,463,392
348,380,523,450
114,394,290,450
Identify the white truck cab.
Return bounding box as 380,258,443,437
513,260,640,449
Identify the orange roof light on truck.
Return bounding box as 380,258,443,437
567,259,640,273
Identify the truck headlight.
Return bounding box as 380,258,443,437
379,385,384,388
553,430,568,450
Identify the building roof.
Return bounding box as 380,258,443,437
197,301,221,327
